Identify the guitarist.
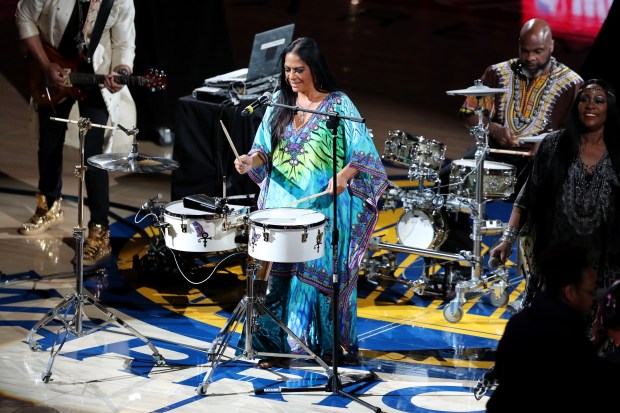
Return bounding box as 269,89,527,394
15,0,136,266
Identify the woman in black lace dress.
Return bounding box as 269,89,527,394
474,78,620,401
491,78,620,303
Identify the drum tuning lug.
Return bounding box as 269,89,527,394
314,229,323,252
432,194,445,209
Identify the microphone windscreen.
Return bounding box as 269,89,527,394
488,256,501,269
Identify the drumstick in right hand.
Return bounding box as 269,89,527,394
220,120,241,161
287,190,330,207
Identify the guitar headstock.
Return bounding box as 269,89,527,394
142,69,167,92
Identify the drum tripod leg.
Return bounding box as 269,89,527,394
196,261,332,396
196,291,249,396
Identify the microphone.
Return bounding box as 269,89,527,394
141,193,162,210
488,256,502,269
240,92,272,117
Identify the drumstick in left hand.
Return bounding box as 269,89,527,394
220,120,241,161
288,190,330,207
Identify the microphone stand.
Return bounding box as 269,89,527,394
261,100,381,412
26,117,165,383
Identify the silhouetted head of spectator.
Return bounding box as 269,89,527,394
539,241,597,317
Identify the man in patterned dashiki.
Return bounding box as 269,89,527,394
434,18,583,284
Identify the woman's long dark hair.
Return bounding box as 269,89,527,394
269,37,339,144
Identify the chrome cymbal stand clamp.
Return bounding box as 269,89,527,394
26,117,165,383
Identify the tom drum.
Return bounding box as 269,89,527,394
383,130,446,173
448,159,516,200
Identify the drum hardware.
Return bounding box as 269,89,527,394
183,193,230,214
365,236,511,302
402,187,445,211
368,236,472,268
196,254,333,396
380,182,404,210
362,251,398,285
27,118,165,383
442,81,512,323
408,167,441,184
363,251,448,298
444,194,476,214
480,219,505,236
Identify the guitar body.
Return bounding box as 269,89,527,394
26,44,89,107
26,43,167,107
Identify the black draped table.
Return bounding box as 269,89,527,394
171,96,265,201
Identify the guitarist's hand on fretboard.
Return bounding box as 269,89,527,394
104,65,132,94
45,61,70,91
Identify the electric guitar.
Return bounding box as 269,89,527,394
26,43,167,107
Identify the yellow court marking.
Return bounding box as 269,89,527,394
360,349,496,370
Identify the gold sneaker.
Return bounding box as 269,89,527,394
19,193,64,235
82,223,112,266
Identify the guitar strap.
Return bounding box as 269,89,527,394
86,0,115,64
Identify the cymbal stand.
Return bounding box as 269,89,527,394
196,258,332,396
441,107,510,322
26,117,165,383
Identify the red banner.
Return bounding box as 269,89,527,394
522,0,613,41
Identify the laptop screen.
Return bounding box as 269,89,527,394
246,23,295,82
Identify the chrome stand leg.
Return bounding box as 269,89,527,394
197,262,331,396
26,118,165,383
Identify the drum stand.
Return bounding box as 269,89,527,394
439,107,511,322
26,117,165,383
368,104,511,322
196,259,333,395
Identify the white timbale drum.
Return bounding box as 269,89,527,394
162,201,246,252
248,208,327,263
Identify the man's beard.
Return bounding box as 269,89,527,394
521,55,551,79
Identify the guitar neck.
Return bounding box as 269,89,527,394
68,72,146,87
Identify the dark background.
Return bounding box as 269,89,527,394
1,0,617,142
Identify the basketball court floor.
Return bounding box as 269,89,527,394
0,0,613,411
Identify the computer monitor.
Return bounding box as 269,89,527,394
245,23,295,82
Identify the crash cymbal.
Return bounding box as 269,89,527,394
88,153,179,173
446,80,507,97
